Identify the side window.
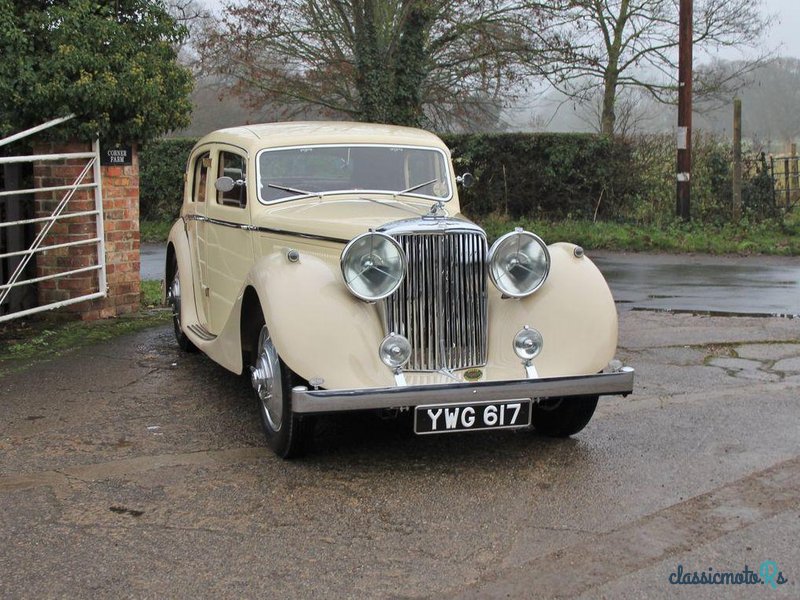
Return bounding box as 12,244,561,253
192,152,210,202
217,151,247,207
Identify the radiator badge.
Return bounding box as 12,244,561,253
463,369,483,382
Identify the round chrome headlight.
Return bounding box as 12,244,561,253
341,232,406,301
488,229,550,297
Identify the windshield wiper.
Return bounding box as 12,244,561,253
268,183,316,196
359,197,427,216
393,178,438,199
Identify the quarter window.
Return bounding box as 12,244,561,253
192,153,210,202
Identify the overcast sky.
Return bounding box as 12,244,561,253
200,0,799,59
765,0,800,58
697,0,799,62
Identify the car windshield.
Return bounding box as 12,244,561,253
257,145,451,203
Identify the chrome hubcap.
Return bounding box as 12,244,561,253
251,325,283,431
168,271,181,327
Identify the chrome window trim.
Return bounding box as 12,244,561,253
255,144,454,206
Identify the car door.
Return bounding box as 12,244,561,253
185,149,211,326
204,145,254,334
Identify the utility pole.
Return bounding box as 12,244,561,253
676,0,693,220
732,98,742,220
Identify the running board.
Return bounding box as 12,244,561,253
187,323,216,341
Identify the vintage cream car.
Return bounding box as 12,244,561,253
165,122,634,457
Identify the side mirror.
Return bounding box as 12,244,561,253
457,172,474,188
215,176,236,193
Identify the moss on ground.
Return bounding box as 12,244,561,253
0,281,170,377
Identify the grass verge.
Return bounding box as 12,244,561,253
140,279,163,307
0,281,170,377
141,220,173,243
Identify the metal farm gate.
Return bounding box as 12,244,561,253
0,116,106,322
769,153,800,211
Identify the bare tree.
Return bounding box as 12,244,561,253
542,0,771,136
196,0,556,129
579,87,666,137
696,57,800,147
166,0,206,25
165,0,211,63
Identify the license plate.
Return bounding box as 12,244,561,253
414,399,532,435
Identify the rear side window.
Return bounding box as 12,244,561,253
217,151,247,207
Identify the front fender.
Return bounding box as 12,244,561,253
246,250,395,390
165,220,200,330
487,242,618,378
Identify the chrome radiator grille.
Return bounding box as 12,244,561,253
385,229,488,371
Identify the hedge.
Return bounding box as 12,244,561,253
140,132,776,226
139,132,638,223
441,133,637,220
139,138,196,221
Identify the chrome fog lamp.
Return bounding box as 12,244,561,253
513,326,543,361
341,232,406,301
488,228,550,297
379,333,412,369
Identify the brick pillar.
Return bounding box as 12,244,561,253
33,140,140,320
100,146,141,319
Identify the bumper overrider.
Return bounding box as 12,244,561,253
292,366,634,414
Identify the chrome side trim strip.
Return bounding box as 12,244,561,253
254,226,349,244
182,215,348,243
183,214,253,230
291,367,634,414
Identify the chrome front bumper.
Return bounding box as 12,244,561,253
291,367,634,414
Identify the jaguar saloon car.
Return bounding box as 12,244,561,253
165,122,634,457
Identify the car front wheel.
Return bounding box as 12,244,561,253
530,395,599,437
250,322,314,458
167,263,197,352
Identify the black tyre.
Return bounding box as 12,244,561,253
166,262,197,353
530,395,599,437
249,320,314,458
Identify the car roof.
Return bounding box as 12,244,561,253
195,121,450,153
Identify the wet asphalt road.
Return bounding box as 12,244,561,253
140,243,166,281
141,243,800,316
1,311,799,598
591,251,800,317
